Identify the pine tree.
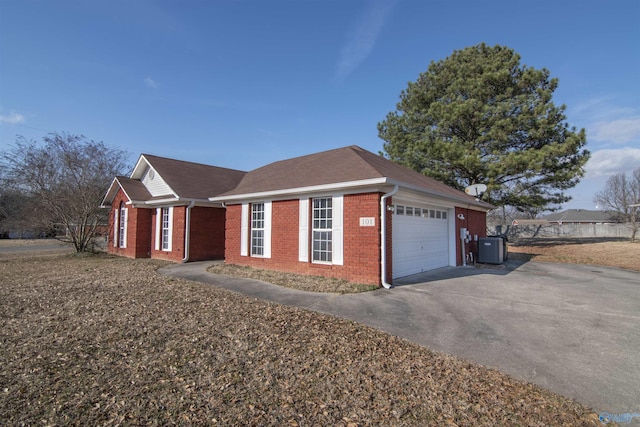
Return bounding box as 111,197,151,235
378,43,589,211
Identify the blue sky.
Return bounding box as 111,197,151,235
1,0,639,210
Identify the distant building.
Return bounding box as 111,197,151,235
543,209,617,224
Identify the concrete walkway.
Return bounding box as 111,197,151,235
159,260,640,416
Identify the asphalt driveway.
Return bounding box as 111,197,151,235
160,259,640,416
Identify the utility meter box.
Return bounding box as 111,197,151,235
478,237,504,264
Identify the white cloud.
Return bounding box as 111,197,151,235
571,97,640,146
585,147,640,178
335,0,395,82
144,76,159,89
562,147,640,209
0,111,26,124
590,116,640,144
572,97,635,121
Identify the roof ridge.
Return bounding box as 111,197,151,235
241,145,371,177
353,146,460,187
348,146,390,178
142,153,247,173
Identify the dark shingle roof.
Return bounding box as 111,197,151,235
116,176,152,202
142,154,246,199
218,145,490,208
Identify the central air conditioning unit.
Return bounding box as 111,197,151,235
477,237,504,264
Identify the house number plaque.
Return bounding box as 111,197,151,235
359,217,375,227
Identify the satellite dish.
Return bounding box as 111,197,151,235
465,183,487,198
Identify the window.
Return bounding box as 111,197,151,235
299,196,342,265
312,197,332,263
241,202,271,258
394,203,449,221
251,203,265,256
154,207,173,251
161,207,170,250
118,202,126,248
114,203,127,248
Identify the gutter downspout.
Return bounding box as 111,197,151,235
182,201,196,263
380,185,399,289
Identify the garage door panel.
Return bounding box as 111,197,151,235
392,204,449,279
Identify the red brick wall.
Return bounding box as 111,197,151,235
188,207,226,261
107,189,152,259
130,208,152,258
271,199,301,264
454,207,488,265
343,193,381,284
107,193,225,262
107,190,126,257
224,193,383,285
225,204,242,262
150,206,186,262
148,208,159,259
225,199,308,275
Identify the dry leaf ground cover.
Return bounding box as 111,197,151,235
207,264,379,294
508,237,640,272
0,254,601,426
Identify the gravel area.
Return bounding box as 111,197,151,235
0,254,601,426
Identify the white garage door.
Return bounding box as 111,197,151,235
392,204,449,279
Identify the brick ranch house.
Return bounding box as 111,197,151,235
102,146,491,287
101,154,245,262
210,146,492,287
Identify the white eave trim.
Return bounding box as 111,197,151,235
137,197,225,208
130,155,154,179
210,176,492,211
386,178,493,211
100,177,133,207
145,197,181,205
210,178,389,202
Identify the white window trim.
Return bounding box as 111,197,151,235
155,208,161,250
119,206,128,248
251,202,265,256
161,207,173,252
113,209,119,247
248,202,272,258
332,195,343,265
312,197,332,264
263,201,272,259
308,195,343,266
240,203,249,256
298,198,309,262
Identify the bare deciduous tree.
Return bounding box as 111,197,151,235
1,133,130,251
594,167,640,242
